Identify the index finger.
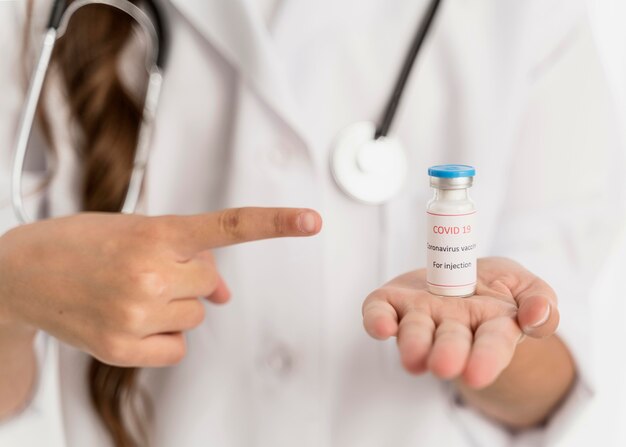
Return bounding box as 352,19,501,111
173,207,322,251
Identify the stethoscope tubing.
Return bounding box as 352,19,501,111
13,0,442,221
375,0,442,139
11,29,57,224
11,0,165,224
331,0,443,204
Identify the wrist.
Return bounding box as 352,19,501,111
455,335,575,429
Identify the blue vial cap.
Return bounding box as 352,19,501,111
428,164,476,178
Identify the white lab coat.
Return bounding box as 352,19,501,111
1,0,625,446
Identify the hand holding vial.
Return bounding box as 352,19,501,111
362,165,573,428
362,257,559,389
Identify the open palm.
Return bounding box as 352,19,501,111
362,257,559,388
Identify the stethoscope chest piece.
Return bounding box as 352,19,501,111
331,121,408,205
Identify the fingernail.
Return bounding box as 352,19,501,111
297,212,317,233
528,304,551,329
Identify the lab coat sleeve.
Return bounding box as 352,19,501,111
447,13,626,447
0,2,66,446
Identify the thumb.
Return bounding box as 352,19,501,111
517,293,559,338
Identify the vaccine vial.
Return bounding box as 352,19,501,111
426,165,477,297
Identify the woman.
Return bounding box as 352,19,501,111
0,0,623,446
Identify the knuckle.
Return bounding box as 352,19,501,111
273,211,287,235
108,300,150,335
218,208,243,239
118,256,166,294
132,270,167,298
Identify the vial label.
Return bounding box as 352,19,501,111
426,211,477,292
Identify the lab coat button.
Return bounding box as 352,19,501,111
267,146,292,166
261,344,294,377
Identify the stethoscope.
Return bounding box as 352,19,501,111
12,0,442,224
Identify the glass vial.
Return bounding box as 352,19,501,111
426,165,477,297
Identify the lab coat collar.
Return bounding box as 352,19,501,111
168,0,312,151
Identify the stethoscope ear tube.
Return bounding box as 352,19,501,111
144,0,169,69
47,0,67,29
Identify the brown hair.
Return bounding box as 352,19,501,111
26,1,147,445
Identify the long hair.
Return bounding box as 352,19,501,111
25,1,147,445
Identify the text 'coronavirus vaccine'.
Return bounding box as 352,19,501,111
426,165,477,297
